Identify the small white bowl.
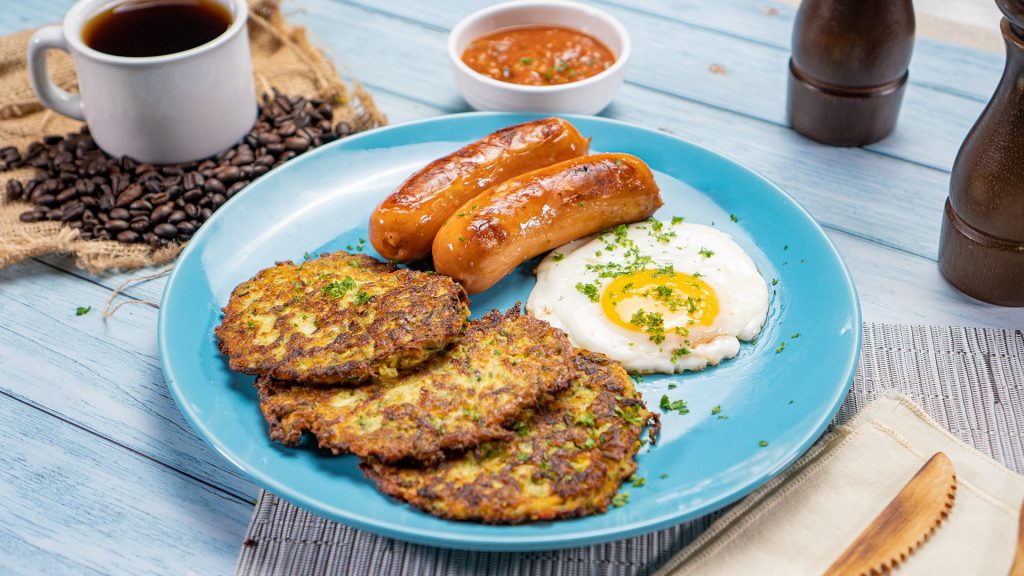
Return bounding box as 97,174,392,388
448,0,631,115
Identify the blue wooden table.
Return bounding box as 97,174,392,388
2,1,1023,574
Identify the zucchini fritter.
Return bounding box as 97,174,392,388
360,351,659,524
255,307,576,463
216,251,469,385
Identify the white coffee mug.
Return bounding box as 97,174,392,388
28,0,256,164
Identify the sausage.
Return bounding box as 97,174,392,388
369,118,589,262
432,153,663,294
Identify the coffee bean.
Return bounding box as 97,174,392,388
285,136,310,152
98,192,115,211
56,187,78,204
154,223,178,238
116,230,141,243
105,219,129,233
182,188,203,203
5,179,24,201
151,203,174,223
129,217,150,233
226,181,247,198
203,178,225,195
167,210,187,224
61,202,85,221
115,184,143,207
215,166,241,184
8,91,366,248
129,199,154,212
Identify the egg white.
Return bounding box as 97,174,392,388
526,221,769,373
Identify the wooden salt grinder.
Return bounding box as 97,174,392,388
939,0,1024,306
787,0,915,146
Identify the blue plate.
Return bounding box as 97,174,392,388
158,113,860,551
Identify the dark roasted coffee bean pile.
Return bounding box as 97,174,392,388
3,91,352,248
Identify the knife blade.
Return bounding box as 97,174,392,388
823,452,957,576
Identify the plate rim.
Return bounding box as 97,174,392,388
158,111,861,551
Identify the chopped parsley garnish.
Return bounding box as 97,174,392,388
659,394,690,415
458,236,466,244
246,321,257,329
552,252,565,261
660,473,669,479
322,276,356,299
353,291,371,305
668,383,677,389
652,263,675,277
75,306,91,316
791,332,801,339
461,407,482,421
711,405,722,415
771,278,779,286
513,421,529,437
615,404,647,425
699,247,715,258
629,309,666,344
576,412,596,427
303,251,313,261
730,214,739,222
582,437,596,449
575,282,600,302
518,451,530,462
783,244,789,251
671,215,685,225
671,347,691,362
775,341,786,354
520,57,535,64
759,440,769,447
611,492,630,507
630,475,646,487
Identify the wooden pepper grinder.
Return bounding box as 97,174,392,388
787,0,915,146
939,0,1024,306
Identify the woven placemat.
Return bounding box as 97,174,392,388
235,323,1024,576
0,0,386,274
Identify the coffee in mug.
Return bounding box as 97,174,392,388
28,0,256,164
83,0,233,58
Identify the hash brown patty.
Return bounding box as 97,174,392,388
216,251,469,385
360,351,659,523
254,307,576,463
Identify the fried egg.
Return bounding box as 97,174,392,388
527,220,768,373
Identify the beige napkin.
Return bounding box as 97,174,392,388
654,394,1024,575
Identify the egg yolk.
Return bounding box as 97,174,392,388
600,269,718,334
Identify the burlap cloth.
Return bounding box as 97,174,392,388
0,0,386,274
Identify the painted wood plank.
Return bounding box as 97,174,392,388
603,0,1004,103
343,0,991,171
0,258,258,501
0,392,251,576
280,0,952,261
827,229,1024,329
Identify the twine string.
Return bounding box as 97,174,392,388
102,265,171,318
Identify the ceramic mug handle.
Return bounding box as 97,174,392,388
28,25,85,121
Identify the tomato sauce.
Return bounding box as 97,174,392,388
461,26,616,86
